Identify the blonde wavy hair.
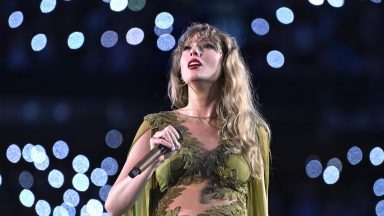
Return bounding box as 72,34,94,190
167,23,270,179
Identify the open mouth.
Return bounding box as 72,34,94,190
188,59,202,69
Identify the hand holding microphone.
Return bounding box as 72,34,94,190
128,125,181,178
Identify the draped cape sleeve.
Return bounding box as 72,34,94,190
247,125,270,216
122,120,159,216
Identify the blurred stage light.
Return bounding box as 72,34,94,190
157,34,176,51
19,189,35,207
126,27,145,45
105,129,123,149
86,199,104,216
323,165,340,184
370,0,382,3
276,7,294,25
72,155,90,173
48,169,65,188
376,200,384,216
35,200,51,216
99,185,112,202
374,179,384,197
266,50,285,68
61,203,76,216
154,25,173,37
8,11,23,29
6,144,21,163
0,174,2,187
251,18,270,36
53,140,70,160
31,34,47,52
155,12,174,30
34,154,49,171
128,0,146,11
308,0,325,6
67,32,85,50
22,143,34,162
19,170,34,189
326,157,343,172
101,157,119,176
63,189,80,207
327,0,344,8
52,206,68,216
40,0,57,13
110,0,128,12
53,103,71,123
72,173,90,192
22,101,40,121
370,147,384,166
90,168,108,187
306,158,323,178
31,145,47,164
101,30,118,48
347,146,363,165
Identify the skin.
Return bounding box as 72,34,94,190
105,33,229,216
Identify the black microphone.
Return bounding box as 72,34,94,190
128,145,170,178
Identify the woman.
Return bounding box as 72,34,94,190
105,23,271,216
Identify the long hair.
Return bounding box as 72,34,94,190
167,23,270,179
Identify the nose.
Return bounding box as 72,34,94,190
189,43,202,57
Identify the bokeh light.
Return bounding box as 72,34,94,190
6,144,21,163
40,0,57,13
101,157,119,176
157,34,176,51
67,32,84,50
53,140,69,160
126,27,145,45
35,200,51,216
323,166,340,184
19,170,34,189
347,146,363,165
327,157,343,172
8,11,23,29
128,0,146,11
72,155,90,173
22,143,34,162
105,129,123,149
31,34,48,52
376,200,384,216
308,0,325,6
276,7,294,25
99,185,111,202
91,168,108,187
52,206,69,216
48,169,65,188
101,30,118,48
22,101,40,121
251,18,270,36
34,154,50,171
31,145,47,164
155,12,174,29
61,203,76,216
110,0,128,12
266,50,285,68
52,102,71,123
154,26,173,37
370,147,384,166
0,174,2,187
63,189,80,207
306,158,323,178
86,199,103,216
19,189,35,207
72,173,90,192
374,178,384,197
327,0,344,8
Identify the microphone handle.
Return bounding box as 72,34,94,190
128,145,169,178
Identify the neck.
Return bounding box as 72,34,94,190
182,82,219,118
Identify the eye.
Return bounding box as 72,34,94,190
182,46,191,51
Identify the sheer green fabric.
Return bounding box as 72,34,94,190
123,111,270,216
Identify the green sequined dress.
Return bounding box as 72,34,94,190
123,111,270,216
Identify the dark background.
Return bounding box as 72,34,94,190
1,0,383,215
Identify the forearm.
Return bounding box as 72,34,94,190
105,160,159,216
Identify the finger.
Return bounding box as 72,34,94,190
152,131,164,138
168,132,180,151
167,126,180,139
150,138,173,149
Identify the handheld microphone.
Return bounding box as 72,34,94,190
128,145,170,178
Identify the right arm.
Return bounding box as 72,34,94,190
105,125,180,216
